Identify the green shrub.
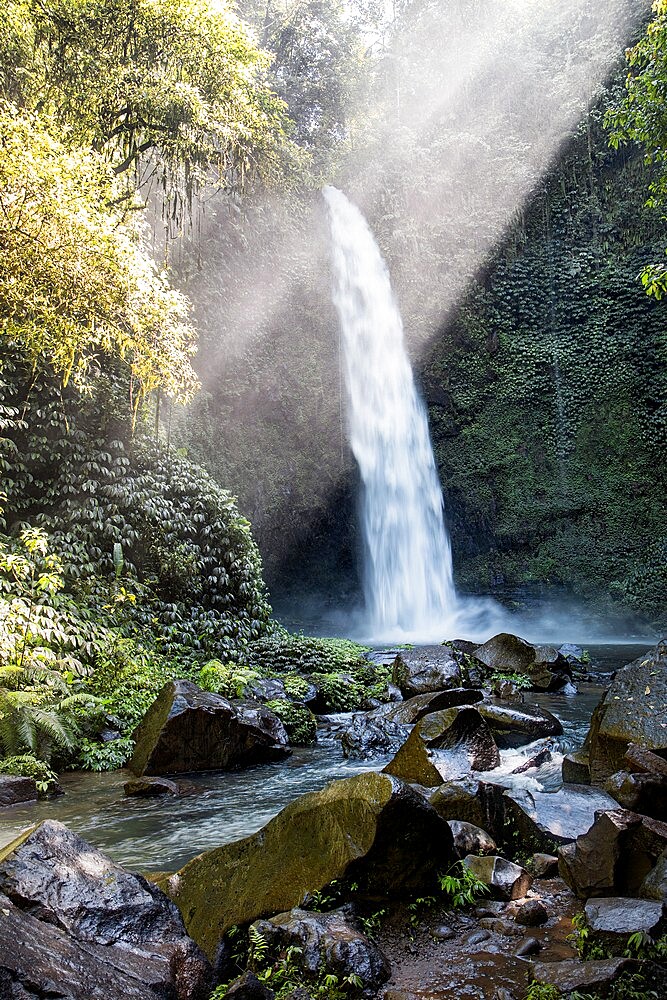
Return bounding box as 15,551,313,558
198,660,260,698
78,735,135,771
265,699,316,745
0,753,58,794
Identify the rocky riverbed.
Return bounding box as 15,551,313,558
0,635,665,999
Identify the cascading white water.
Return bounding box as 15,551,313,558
324,185,460,641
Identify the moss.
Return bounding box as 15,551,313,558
265,699,316,745
0,755,58,794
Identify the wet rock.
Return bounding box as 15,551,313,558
466,929,491,945
248,678,289,702
511,899,548,927
585,640,667,784
477,701,563,747
432,924,456,940
428,778,505,841
384,688,484,725
562,749,592,785
157,772,455,960
462,855,532,901
130,679,291,776
604,770,667,821
0,820,211,999
251,908,390,993
473,634,572,691
490,679,523,702
226,971,275,1000
584,897,665,954
531,853,559,878
531,957,632,994
503,784,617,852
383,707,500,786
559,643,585,664
392,646,462,697
511,747,552,774
625,742,667,777
448,820,496,857
0,775,38,807
493,990,518,1000
558,809,667,898
515,937,542,956
640,850,667,902
478,917,522,937
124,776,180,797
340,713,409,759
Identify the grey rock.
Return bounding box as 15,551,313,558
515,937,542,956
462,855,532,901
478,917,522,937
0,820,211,999
428,778,506,841
466,929,491,945
340,713,409,759
0,775,38,807
477,701,563,747
130,679,290,775
503,784,617,851
511,899,548,927
124,777,180,797
531,958,632,994
447,819,496,858
226,971,275,1000
432,924,456,940
251,908,390,993
531,853,559,878
473,634,572,691
584,897,665,954
392,646,462,697
640,849,667,902
562,750,592,785
604,770,667,821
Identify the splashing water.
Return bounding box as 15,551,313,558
324,185,465,642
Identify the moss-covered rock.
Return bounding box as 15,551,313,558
264,699,316,745
383,707,500,786
156,771,454,959
473,634,571,691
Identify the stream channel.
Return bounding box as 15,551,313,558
0,643,652,873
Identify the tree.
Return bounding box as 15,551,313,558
606,0,667,297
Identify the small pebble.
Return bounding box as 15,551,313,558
515,937,542,957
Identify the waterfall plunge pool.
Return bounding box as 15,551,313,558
0,643,648,873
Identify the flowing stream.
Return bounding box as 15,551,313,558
0,644,649,873
324,186,458,642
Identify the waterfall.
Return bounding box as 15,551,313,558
323,186,460,642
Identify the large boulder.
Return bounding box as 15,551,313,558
476,701,563,747
157,772,455,960
503,784,618,852
584,897,665,955
383,707,500,786
558,809,667,898
604,770,667,821
530,958,632,996
251,908,391,993
341,689,484,760
585,640,667,784
473,633,572,691
0,820,211,999
130,680,290,776
391,646,462,697
447,820,496,857
0,775,38,807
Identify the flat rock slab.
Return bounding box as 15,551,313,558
585,896,665,949
391,647,462,697
0,775,38,807
252,907,391,992
531,958,632,994
0,820,211,999
157,771,455,961
504,784,617,850
130,679,290,775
